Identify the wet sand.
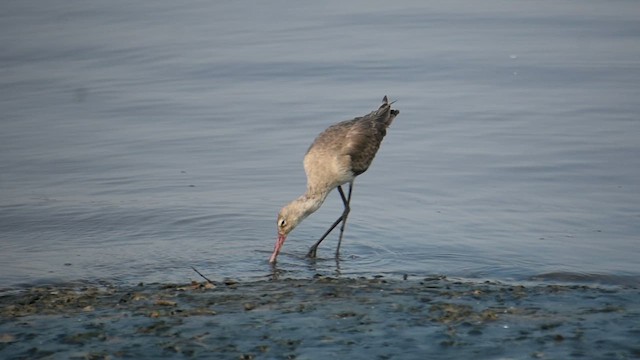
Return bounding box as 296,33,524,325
1,276,639,359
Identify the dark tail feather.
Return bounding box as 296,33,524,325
377,95,399,128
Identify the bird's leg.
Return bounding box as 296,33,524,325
307,185,351,258
335,182,353,257
307,215,342,258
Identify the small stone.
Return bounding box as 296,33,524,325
155,299,177,307
0,333,16,343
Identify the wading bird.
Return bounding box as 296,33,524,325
269,96,399,263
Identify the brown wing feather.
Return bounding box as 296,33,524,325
344,101,399,175
305,98,399,177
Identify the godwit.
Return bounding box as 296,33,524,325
269,96,399,263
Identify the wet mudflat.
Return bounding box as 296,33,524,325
1,276,639,360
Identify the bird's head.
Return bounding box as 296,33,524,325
269,201,308,263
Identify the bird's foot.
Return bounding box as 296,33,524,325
307,246,318,258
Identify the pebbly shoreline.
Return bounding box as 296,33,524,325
1,276,639,359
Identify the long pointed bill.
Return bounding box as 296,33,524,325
269,234,286,263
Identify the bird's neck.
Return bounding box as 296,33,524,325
296,191,329,218
286,191,329,225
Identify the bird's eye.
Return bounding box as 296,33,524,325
278,219,286,228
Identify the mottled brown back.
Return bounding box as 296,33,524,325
307,98,399,177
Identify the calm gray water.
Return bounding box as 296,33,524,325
1,0,639,288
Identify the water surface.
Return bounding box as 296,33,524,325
1,0,639,287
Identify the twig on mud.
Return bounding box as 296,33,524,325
191,266,215,285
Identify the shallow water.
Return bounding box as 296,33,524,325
1,0,639,288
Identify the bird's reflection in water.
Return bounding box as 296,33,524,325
267,251,343,280
305,254,343,277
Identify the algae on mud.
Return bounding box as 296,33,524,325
1,276,639,359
